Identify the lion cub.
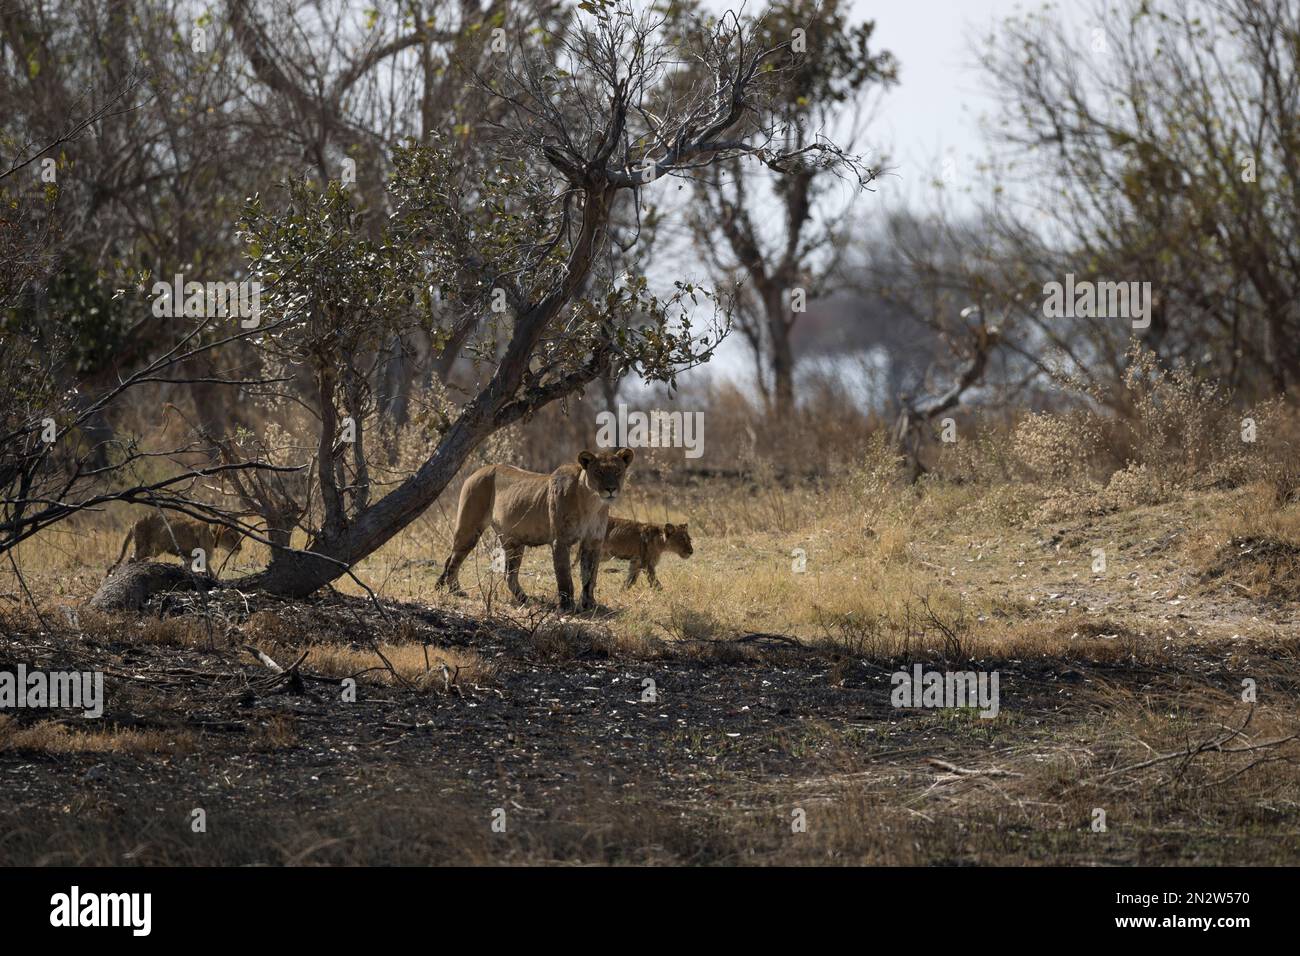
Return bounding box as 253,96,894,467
602,518,693,589
112,512,244,569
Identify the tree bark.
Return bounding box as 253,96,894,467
763,285,796,418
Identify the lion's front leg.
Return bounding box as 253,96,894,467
552,540,576,610
578,539,601,610
504,542,527,604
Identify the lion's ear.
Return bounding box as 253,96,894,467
664,522,676,535
616,447,634,466
578,450,596,469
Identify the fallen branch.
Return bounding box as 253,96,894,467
1073,709,1300,791
241,644,284,673
240,645,310,694
927,757,1023,779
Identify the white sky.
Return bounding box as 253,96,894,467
863,0,1024,202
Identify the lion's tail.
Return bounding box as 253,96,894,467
436,466,496,590
110,526,135,571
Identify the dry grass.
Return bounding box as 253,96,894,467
0,715,195,755
304,641,496,690
4,481,1300,865
7,433,1293,665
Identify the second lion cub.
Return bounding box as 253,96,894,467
603,518,693,589
112,512,244,570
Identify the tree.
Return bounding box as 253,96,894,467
226,0,575,434
0,61,293,560
1,0,569,457
0,0,591,586
232,2,874,598
972,0,1300,402
685,0,896,417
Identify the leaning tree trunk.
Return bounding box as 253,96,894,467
249,187,618,598
249,400,496,598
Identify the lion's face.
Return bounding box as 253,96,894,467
664,522,693,557
577,448,634,503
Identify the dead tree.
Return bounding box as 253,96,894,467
687,0,897,418
893,308,1000,482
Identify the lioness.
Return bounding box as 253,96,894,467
603,518,693,589
436,448,634,611
112,513,244,569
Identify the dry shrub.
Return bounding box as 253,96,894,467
663,604,725,642
1101,462,1169,509
813,607,913,658
522,609,775,663
1239,397,1300,504
874,523,909,564
294,641,498,690
1267,463,1300,507
238,609,497,689
840,430,906,533
812,595,974,663
241,609,295,645
1030,485,1113,522
526,616,658,660
936,427,1015,485
1002,347,1300,520
1107,347,1235,477
75,609,216,649
1012,410,1101,486
251,714,298,749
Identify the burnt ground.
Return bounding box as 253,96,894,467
3,579,1298,866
